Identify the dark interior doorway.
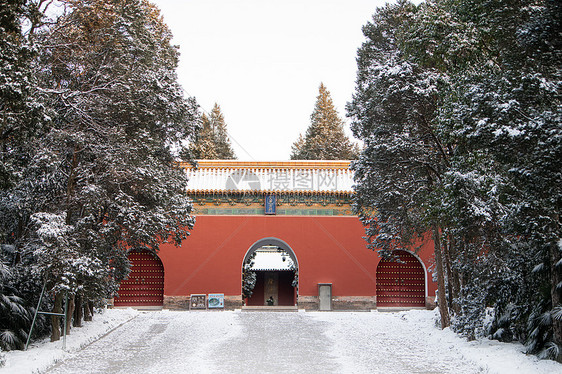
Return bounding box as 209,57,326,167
247,270,295,306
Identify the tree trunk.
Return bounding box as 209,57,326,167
550,240,562,362
65,294,75,334
65,145,80,225
83,300,92,322
443,237,455,312
450,267,461,314
445,235,461,314
73,293,83,327
433,225,450,329
50,292,63,342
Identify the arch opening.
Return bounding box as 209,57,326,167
114,249,164,307
242,238,298,307
376,250,426,308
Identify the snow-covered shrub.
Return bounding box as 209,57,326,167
451,283,487,340
242,252,257,299
0,245,52,350
526,298,556,358
242,271,256,299
538,342,561,361
452,238,545,344
291,272,298,288
0,260,31,351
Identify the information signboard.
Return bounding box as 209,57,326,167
207,294,225,309
190,294,207,310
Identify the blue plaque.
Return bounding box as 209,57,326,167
208,294,224,309
265,194,276,215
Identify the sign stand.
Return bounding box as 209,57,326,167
25,283,68,350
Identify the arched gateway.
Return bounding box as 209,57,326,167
243,238,298,306
114,249,164,307
376,250,426,307
115,160,437,310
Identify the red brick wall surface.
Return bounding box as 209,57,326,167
157,215,438,305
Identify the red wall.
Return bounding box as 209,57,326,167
158,215,437,299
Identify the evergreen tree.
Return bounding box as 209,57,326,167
438,0,562,359
190,103,236,159
350,0,562,360
0,0,200,343
290,134,305,159
0,0,52,352
0,0,47,190
348,0,451,328
291,83,359,160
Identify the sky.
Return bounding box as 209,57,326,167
149,0,391,160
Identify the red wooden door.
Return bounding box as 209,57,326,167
376,250,425,307
114,249,164,307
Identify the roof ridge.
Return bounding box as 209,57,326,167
179,160,352,170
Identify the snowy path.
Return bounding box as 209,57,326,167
43,310,559,374
313,311,478,374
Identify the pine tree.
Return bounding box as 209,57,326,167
291,83,358,160
190,103,236,159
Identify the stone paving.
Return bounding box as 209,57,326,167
45,310,482,374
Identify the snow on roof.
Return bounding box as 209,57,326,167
249,251,296,271
182,160,354,193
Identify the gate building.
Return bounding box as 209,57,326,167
114,160,438,310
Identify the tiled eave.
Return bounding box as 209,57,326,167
179,160,352,170
183,160,355,193
186,189,354,195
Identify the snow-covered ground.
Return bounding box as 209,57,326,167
313,309,562,374
2,308,561,374
1,308,139,374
